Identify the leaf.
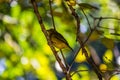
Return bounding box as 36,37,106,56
75,47,90,63
78,3,99,10
66,0,76,6
89,30,100,41
110,75,120,80
101,38,114,49
103,49,113,63
99,64,107,72
110,33,120,36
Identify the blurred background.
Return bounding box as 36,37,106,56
0,0,120,80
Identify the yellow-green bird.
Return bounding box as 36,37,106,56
47,29,73,51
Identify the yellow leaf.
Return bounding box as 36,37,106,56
103,49,113,63
110,75,120,80
89,30,100,41
72,65,90,80
99,64,107,72
75,47,90,63
67,0,76,6
54,0,62,6
101,38,114,49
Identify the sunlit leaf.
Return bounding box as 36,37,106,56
103,49,113,63
110,74,120,80
99,63,107,72
75,47,90,63
10,54,19,63
11,4,21,18
2,70,9,79
36,67,57,80
66,0,76,6
34,52,49,66
104,33,120,40
19,10,34,27
9,67,23,77
42,44,53,55
72,65,90,80
0,42,14,55
54,0,62,6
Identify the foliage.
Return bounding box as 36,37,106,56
0,0,120,80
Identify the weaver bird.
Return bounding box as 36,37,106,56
47,29,73,51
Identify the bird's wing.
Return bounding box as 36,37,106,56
55,32,69,45
55,33,73,51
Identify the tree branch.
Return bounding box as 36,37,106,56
49,0,56,30
31,0,67,74
90,14,120,20
80,7,92,31
65,1,103,80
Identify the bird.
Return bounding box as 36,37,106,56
47,29,73,51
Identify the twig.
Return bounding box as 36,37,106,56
80,7,92,31
65,2,102,80
65,2,81,72
108,70,120,80
49,0,56,30
71,69,89,77
69,7,102,71
71,18,102,75
67,6,103,79
97,17,120,20
82,17,102,46
90,14,120,20
98,26,120,31
72,69,120,78
104,56,118,67
31,0,66,74
60,49,69,69
31,0,72,80
111,33,120,36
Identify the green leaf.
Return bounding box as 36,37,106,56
78,3,99,10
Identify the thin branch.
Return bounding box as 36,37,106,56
110,33,120,36
69,11,102,71
69,46,81,70
72,69,120,77
65,2,82,72
60,49,69,69
49,0,56,30
31,0,72,80
71,13,103,80
104,56,118,67
82,17,102,45
90,14,120,20
97,17,120,20
71,69,89,77
98,26,120,31
80,7,92,31
31,0,66,73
